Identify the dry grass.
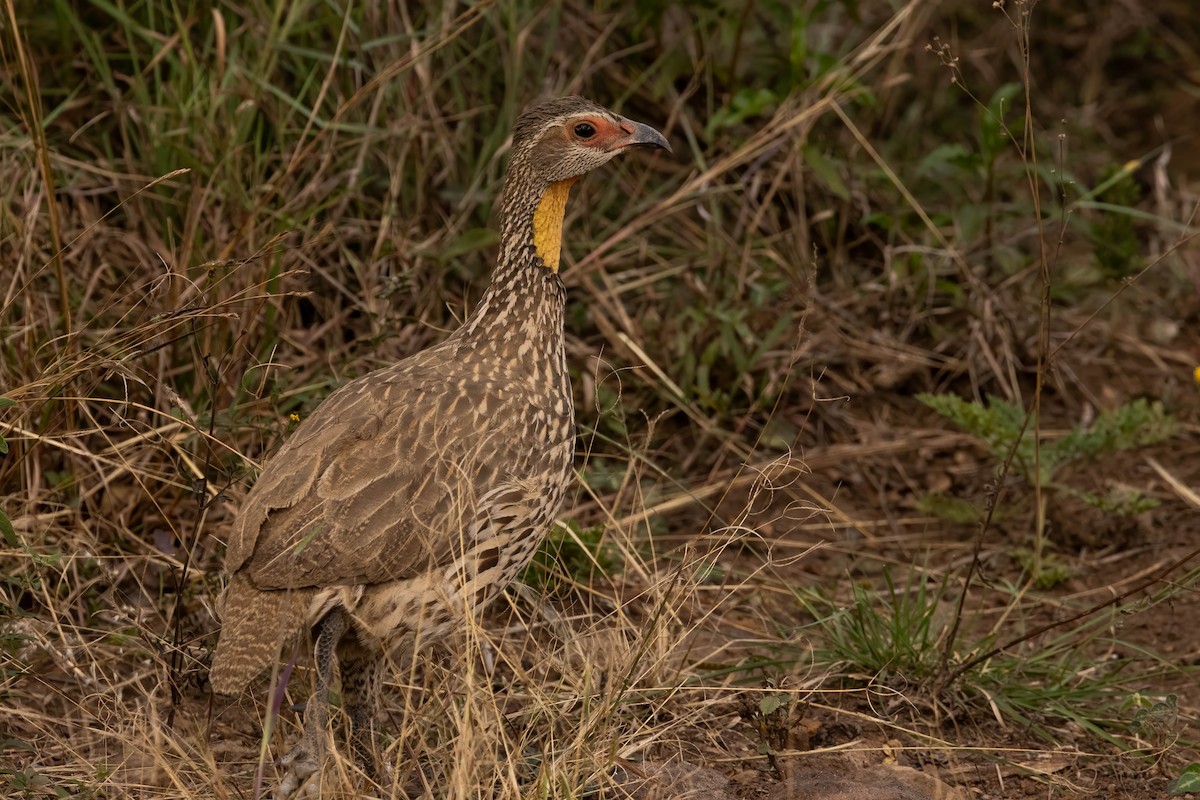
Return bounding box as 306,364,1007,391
3,0,1200,797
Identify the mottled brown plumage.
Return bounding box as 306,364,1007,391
209,96,668,796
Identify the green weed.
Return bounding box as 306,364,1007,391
795,568,1194,748
522,520,622,594
1089,164,1146,281
918,393,1176,583
918,394,1175,491
795,570,950,683
1169,763,1200,796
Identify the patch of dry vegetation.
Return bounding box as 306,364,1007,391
2,0,1200,798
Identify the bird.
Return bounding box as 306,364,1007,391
209,95,670,797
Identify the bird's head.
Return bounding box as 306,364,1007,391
511,95,670,183
502,96,670,272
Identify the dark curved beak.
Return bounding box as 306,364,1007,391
615,117,671,153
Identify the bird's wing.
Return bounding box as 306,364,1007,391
224,362,527,589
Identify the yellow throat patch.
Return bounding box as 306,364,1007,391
532,178,578,272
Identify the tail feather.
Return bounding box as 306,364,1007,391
209,574,313,695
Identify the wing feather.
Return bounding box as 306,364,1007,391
224,362,527,589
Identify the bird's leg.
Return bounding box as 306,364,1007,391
277,608,346,799
336,637,386,784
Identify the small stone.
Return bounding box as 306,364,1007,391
1145,317,1180,345
764,759,966,800
614,760,733,799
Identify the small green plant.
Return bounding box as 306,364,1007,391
796,569,949,682
918,393,1175,583
906,81,1026,258
671,299,796,415
1168,763,1200,796
796,571,1193,747
737,679,805,780
1131,693,1178,750
522,520,621,594
1079,485,1160,517
1013,548,1073,590
706,88,780,140
1,752,93,800
1088,164,1144,280
918,394,1175,490
917,493,987,525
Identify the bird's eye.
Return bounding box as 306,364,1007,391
574,122,596,139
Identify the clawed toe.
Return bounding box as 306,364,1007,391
275,742,321,799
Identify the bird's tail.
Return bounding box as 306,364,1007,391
209,574,313,695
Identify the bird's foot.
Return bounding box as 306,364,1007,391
275,739,322,799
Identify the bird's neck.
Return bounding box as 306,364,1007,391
529,178,577,272
498,176,577,274
454,256,568,374
453,176,573,355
